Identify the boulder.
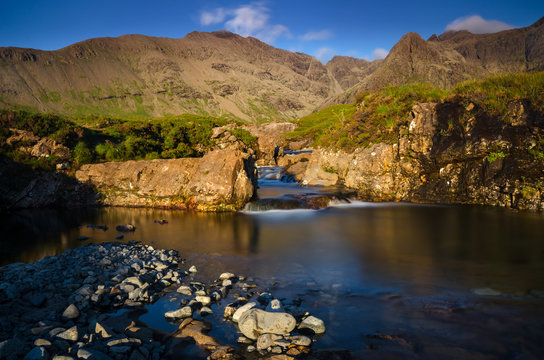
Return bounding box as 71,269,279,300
75,148,257,211
238,309,297,340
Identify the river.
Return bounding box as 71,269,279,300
1,167,544,358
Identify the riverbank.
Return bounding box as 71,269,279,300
0,240,327,360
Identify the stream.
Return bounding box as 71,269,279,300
1,166,544,358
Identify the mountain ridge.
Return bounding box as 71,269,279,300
1,16,543,120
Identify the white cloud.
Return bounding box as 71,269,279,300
300,29,333,41
315,47,336,63
445,15,514,34
199,2,290,44
200,8,227,26
372,48,388,60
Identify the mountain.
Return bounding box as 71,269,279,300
324,16,544,106
0,31,341,121
1,16,543,120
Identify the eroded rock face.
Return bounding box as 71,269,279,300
75,147,257,211
298,101,544,211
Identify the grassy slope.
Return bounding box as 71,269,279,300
287,72,544,150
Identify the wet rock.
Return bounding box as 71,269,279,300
116,224,136,232
238,309,297,340
62,304,80,319
165,306,193,319
177,286,192,296
56,326,79,341
232,302,256,322
200,307,213,316
224,304,237,318
23,346,48,360
172,319,221,351
298,315,326,334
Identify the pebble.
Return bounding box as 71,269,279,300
219,272,235,280
189,265,197,273
195,295,211,306
62,304,80,319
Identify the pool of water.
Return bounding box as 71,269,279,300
2,167,544,358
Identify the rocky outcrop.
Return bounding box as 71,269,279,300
75,147,257,211
243,123,297,165
298,101,544,211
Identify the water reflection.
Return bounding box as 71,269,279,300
1,204,543,296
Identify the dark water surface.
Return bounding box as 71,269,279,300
2,174,544,358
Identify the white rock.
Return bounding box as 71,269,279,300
219,272,235,280
189,265,197,273
298,316,326,334
232,302,256,323
176,286,192,296
165,306,192,319
238,309,296,340
195,296,211,306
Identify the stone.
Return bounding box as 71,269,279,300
165,306,192,319
219,272,235,281
34,339,51,346
76,349,113,360
195,295,211,306
62,304,80,319
257,333,282,351
188,265,197,273
56,326,79,341
232,302,257,323
23,346,48,360
200,306,213,316
289,335,312,346
222,279,232,287
246,345,256,353
176,286,192,296
116,224,136,232
52,356,74,360
94,321,112,338
472,287,502,296
224,304,237,318
238,309,297,340
30,294,47,307
298,316,326,334
266,299,283,312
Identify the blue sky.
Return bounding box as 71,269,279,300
0,0,542,63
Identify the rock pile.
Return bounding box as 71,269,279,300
0,242,182,360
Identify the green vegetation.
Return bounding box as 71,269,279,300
0,110,247,170
286,72,544,150
486,151,506,162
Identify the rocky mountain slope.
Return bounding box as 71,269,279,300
0,31,340,121
323,16,544,106
1,17,543,120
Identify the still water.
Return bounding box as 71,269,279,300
2,171,544,358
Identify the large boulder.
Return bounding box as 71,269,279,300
75,147,257,211
238,309,296,340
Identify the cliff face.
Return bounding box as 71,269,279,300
297,101,544,211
